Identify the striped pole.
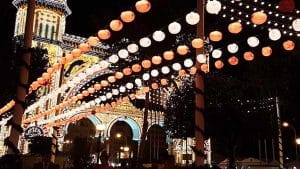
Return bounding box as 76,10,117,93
276,97,284,169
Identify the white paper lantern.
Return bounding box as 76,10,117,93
212,49,222,58
184,58,194,68
109,54,119,64
168,22,181,34
268,28,281,41
100,60,110,69
86,68,94,75
106,92,113,99
139,37,152,47
186,11,200,25
247,36,260,47
95,98,101,104
135,78,142,86
119,86,126,93
112,89,119,95
118,49,129,59
90,100,96,106
92,64,101,71
161,66,170,74
127,43,139,53
100,96,107,102
126,82,134,89
151,69,159,77
206,0,222,14
142,73,150,81
196,54,207,63
152,31,166,42
172,63,182,71
292,18,300,31
227,43,239,54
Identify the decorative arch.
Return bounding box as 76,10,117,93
107,116,141,141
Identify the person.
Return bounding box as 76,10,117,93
33,154,60,169
161,155,176,169
93,151,113,169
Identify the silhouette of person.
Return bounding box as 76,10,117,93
33,154,60,169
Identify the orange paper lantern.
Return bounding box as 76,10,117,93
209,31,223,42
177,45,189,55
47,67,54,74
37,77,45,85
178,69,186,77
79,43,91,52
200,64,209,72
152,56,162,65
163,51,174,60
98,29,111,40
243,51,255,61
228,22,242,34
115,72,124,79
71,48,82,58
110,20,123,31
53,63,61,70
88,87,95,94
261,46,272,57
283,40,295,51
59,57,66,64
132,64,142,73
151,82,159,90
251,11,268,25
135,0,151,13
192,38,204,49
82,90,89,97
87,36,99,46
94,83,101,90
108,76,116,83
101,80,109,87
120,11,135,23
65,53,74,63
189,66,197,75
214,60,224,69
160,79,168,86
228,56,239,65
42,72,51,80
142,60,151,69
123,67,132,76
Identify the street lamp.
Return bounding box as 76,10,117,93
282,122,298,161
96,124,106,164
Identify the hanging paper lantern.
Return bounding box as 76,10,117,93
66,53,74,63
109,54,119,64
88,87,95,94
278,0,295,13
77,94,84,100
59,57,66,64
186,11,200,25
243,51,255,61
152,56,162,65
82,90,89,97
209,31,222,42
100,60,110,69
214,60,224,69
269,29,281,41
200,64,209,72
115,72,124,79
177,45,189,55
163,51,174,60
94,83,101,90
100,95,107,101
151,82,159,90
127,43,139,53
251,11,268,25
228,56,239,65
132,64,142,73
142,60,152,69
98,29,111,40
212,49,222,59
178,69,186,77
79,43,91,52
108,76,116,83
197,54,207,63
151,69,159,77
120,10,135,23
42,72,51,80
37,77,45,85
87,36,99,46
135,78,142,86
123,67,132,76
190,66,197,75
126,83,134,89
118,49,129,59
206,0,222,14
161,66,170,74
292,19,300,31
227,43,239,54
71,48,81,58
247,36,260,47
47,67,54,74
160,79,168,86
110,20,123,32
142,73,150,81
101,80,109,87
152,31,166,42
172,63,182,71
184,58,194,68
112,89,119,96
135,0,151,13
192,38,204,49
283,40,295,51
139,37,151,47
262,46,272,57
168,22,181,34
228,22,242,34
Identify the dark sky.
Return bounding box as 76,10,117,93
0,0,300,161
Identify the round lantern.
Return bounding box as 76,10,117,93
292,19,300,31
161,66,170,74
243,51,255,61
126,83,134,89
135,0,151,13
123,67,132,76
77,94,84,100
135,78,142,86
283,40,295,51
94,83,101,90
79,43,90,52
152,56,162,65
262,46,272,57
161,79,168,86
120,11,135,23
269,29,281,41
197,54,207,63
228,56,239,65
100,60,110,69
251,11,268,25
108,76,116,83
118,49,129,59
206,0,222,14
212,49,222,59
53,63,61,70
142,60,152,69
151,69,159,77
186,11,200,25
109,54,119,64
178,69,186,77
47,67,54,74
66,54,74,63
152,30,166,42
151,82,159,90
168,22,181,34
177,45,189,55
127,43,139,53
139,37,151,47
209,31,223,42
163,51,174,60
71,48,82,58
110,20,123,31
98,29,111,40
132,64,142,73
115,72,124,79
192,38,204,49
100,95,107,101
172,63,182,71
228,22,242,34
95,98,101,104
112,89,119,96
37,77,45,85
227,43,239,54
87,36,99,46
101,80,109,87
142,73,150,81
247,36,260,47
190,66,197,75
42,72,51,80
82,90,89,97
184,58,194,68
88,87,95,94
200,64,209,72
214,60,224,69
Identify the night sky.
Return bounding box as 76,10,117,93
0,0,300,162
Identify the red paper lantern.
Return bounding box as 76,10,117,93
214,60,224,69
228,56,239,65
283,40,295,51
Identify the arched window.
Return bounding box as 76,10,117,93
39,23,43,37
45,24,49,38
51,25,55,40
